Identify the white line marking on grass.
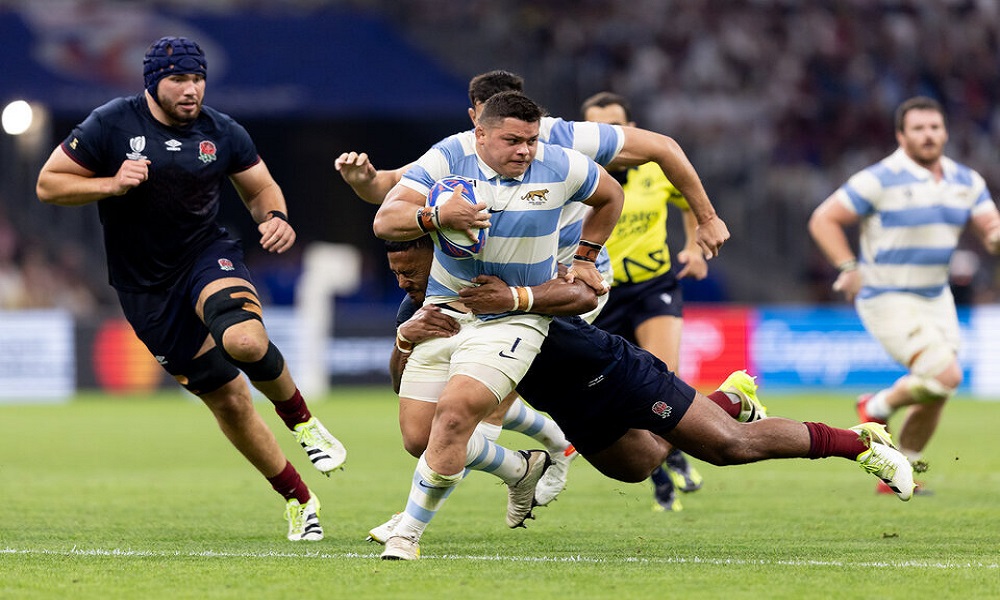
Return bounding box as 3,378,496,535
3,547,997,569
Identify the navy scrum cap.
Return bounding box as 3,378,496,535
143,36,207,103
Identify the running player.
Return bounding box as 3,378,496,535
36,36,346,541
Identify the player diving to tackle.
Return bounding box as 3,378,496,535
337,70,729,507
363,238,915,560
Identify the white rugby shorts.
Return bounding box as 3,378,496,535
399,312,550,403
855,289,960,368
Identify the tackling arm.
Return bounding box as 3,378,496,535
459,272,599,316
390,305,461,393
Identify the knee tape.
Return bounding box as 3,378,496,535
229,341,285,382
203,285,284,382
178,346,240,396
202,285,264,348
906,375,954,403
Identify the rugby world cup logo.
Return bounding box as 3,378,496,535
651,401,672,419
126,136,147,160
218,258,234,271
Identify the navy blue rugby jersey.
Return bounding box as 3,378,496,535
61,94,260,291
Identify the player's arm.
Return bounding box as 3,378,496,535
373,182,488,242
36,146,149,206
808,193,862,301
675,207,708,280
459,271,598,317
334,151,410,205
569,167,624,295
231,160,296,254
969,205,1000,255
608,126,729,258
390,305,460,393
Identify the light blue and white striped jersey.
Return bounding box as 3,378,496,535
539,117,623,272
834,148,995,299
401,129,602,315
539,117,624,168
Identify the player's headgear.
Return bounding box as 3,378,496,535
143,36,207,104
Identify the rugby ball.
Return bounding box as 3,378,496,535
426,176,487,259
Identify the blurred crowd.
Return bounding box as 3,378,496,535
0,206,104,316
3,0,999,307
371,0,1000,303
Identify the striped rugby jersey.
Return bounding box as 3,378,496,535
401,129,602,316
834,148,995,299
539,117,623,274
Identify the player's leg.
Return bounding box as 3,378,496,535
383,322,549,559
398,397,436,458
498,391,579,506
195,273,346,475
117,283,322,540
663,393,914,500
584,429,671,482
856,294,961,492
855,293,960,426
196,371,322,541
635,313,701,507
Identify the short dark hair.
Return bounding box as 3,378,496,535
479,91,544,127
895,96,945,132
468,70,524,107
580,91,632,121
385,237,432,254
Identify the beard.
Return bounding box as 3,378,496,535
162,99,202,126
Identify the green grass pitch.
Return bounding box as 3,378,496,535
1,387,997,599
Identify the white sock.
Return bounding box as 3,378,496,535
393,454,464,541
475,421,502,442
865,390,893,420
503,397,570,452
465,430,527,485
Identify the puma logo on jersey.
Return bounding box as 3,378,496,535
521,189,550,204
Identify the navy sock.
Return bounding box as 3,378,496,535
650,465,671,485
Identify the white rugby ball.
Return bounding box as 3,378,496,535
426,176,487,259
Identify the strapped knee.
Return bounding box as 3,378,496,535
203,285,264,348
203,285,284,382
177,346,240,396
908,342,957,402
228,340,285,382
906,376,954,403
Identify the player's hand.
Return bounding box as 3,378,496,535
335,151,377,186
399,305,460,343
110,159,150,195
566,260,610,296
695,215,730,259
675,247,708,280
438,187,490,241
832,269,862,302
460,275,515,314
258,213,296,254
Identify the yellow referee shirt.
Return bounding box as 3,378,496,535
605,162,689,285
